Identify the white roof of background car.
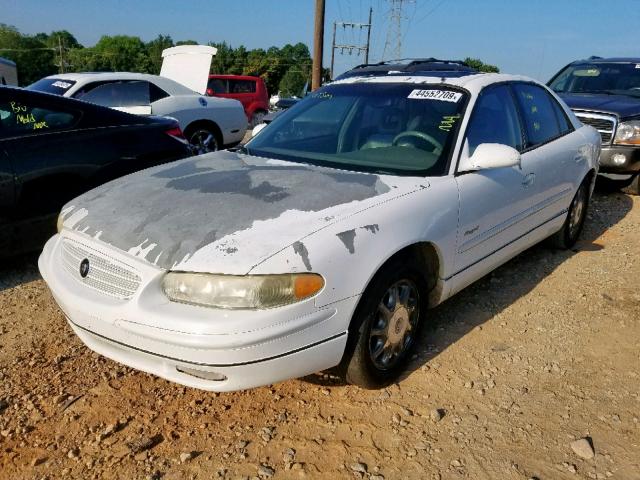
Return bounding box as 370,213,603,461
332,73,538,96
46,72,197,96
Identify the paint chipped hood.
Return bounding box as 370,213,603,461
60,151,426,274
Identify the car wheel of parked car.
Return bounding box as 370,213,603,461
188,127,219,154
549,179,589,249
250,110,267,128
343,260,427,389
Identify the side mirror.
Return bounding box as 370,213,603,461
459,143,521,173
251,123,267,137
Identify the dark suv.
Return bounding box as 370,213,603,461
549,57,640,194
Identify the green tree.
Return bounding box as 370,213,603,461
463,57,499,73
278,67,307,97
0,24,56,85
146,34,174,74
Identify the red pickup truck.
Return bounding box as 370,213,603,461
207,75,269,127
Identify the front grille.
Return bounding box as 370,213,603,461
61,238,141,299
574,111,617,144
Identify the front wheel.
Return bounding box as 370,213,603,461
549,179,589,249
342,261,427,389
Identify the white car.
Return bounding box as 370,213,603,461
39,72,600,392
27,47,247,153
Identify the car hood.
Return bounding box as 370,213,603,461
60,151,427,274
558,92,640,120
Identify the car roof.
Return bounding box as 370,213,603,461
572,57,640,64
208,74,261,81
336,58,477,80
43,72,196,95
331,72,538,95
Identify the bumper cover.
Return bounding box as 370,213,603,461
598,145,640,174
39,233,355,391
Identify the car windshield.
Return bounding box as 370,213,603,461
549,62,640,98
245,83,467,176
26,78,77,96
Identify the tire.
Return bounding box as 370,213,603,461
187,127,219,155
341,260,428,389
249,110,267,129
622,174,640,196
548,179,589,249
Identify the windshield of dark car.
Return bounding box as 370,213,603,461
549,62,640,97
245,83,467,176
26,78,77,96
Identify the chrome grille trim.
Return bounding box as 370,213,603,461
61,238,141,299
573,111,617,145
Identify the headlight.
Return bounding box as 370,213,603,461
56,213,64,233
614,120,640,145
162,272,325,309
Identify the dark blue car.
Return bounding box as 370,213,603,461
0,87,191,256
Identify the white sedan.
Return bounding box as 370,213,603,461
39,72,600,391
27,71,247,153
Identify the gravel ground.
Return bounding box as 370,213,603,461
0,189,639,480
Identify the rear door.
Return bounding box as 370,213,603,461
225,79,256,111
511,82,584,219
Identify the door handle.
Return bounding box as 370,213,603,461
521,173,535,188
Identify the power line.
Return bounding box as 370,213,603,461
330,7,373,79
382,0,414,60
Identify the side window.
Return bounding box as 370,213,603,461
207,78,227,94
149,82,169,103
512,83,561,148
0,98,78,138
465,85,523,156
77,81,151,108
229,80,256,93
549,96,572,134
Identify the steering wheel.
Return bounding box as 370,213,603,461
392,130,443,154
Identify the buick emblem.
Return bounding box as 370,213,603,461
79,258,90,278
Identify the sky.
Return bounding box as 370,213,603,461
1,0,639,82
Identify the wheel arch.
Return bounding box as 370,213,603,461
183,119,223,146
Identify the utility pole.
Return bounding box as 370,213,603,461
58,35,65,74
312,0,325,91
382,0,413,60
330,7,373,80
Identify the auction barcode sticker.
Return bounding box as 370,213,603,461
408,89,463,102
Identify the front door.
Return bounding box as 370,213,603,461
451,84,542,293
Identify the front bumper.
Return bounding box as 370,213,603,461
598,145,640,174
38,233,355,391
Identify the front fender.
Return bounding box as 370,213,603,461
249,177,460,308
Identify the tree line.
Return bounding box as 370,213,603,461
0,24,499,96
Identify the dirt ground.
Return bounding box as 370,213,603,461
0,189,639,480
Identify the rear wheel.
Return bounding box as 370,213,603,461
249,110,267,128
342,260,427,389
187,127,219,154
549,179,589,249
